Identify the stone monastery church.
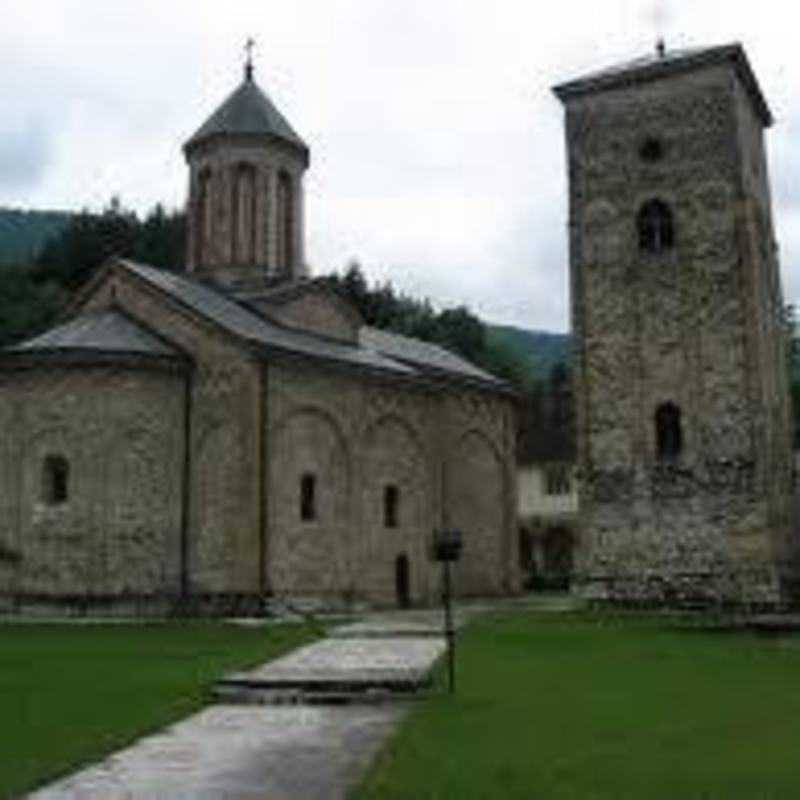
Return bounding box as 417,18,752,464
0,60,518,613
1,40,797,612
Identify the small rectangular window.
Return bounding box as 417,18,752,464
300,473,316,521
384,485,399,528
655,402,682,460
43,455,69,505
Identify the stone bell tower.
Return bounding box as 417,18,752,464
553,43,796,605
184,52,309,290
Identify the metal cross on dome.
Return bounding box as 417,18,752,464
245,37,256,81
649,0,670,57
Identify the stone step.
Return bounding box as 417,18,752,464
329,613,467,639
329,625,446,639
213,635,446,706
214,683,431,706
215,674,431,695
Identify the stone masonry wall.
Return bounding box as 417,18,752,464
0,366,185,600
254,292,360,344
265,361,518,605
563,62,794,604
2,262,518,609
84,266,264,595
441,391,518,596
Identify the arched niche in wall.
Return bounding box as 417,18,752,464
267,407,350,595
359,415,428,603
444,429,505,597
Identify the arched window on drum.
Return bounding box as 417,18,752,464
277,170,293,271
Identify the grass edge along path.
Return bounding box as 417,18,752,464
0,621,317,797
353,610,800,800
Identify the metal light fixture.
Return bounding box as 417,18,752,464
431,528,462,693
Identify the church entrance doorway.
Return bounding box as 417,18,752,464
395,554,410,608
543,526,573,591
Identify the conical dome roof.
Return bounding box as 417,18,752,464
184,71,309,159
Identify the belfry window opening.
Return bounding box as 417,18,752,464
655,402,682,460
638,199,674,253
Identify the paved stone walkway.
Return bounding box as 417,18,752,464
29,616,447,799
329,608,469,639
27,597,576,797
29,704,405,800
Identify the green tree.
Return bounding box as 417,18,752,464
0,199,186,347
436,307,485,362
322,262,533,389
0,266,61,346
34,199,185,291
135,204,186,270
34,198,137,289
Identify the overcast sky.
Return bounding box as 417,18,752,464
1,0,799,332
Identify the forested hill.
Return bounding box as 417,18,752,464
0,208,72,265
486,324,571,378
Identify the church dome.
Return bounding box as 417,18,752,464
183,71,309,162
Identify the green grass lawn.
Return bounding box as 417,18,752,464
0,621,317,797
355,612,800,800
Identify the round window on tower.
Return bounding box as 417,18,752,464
639,137,664,163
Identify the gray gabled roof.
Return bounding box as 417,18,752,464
184,74,309,156
118,260,507,391
120,261,416,378
553,42,772,126
9,308,180,358
359,326,503,385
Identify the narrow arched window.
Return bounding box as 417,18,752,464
300,473,316,521
655,402,682,459
232,163,256,264
195,168,212,266
384,485,399,528
43,455,69,505
276,170,293,271
638,199,674,253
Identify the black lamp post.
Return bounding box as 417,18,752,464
431,528,462,694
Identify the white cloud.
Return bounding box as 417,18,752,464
1,0,798,332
